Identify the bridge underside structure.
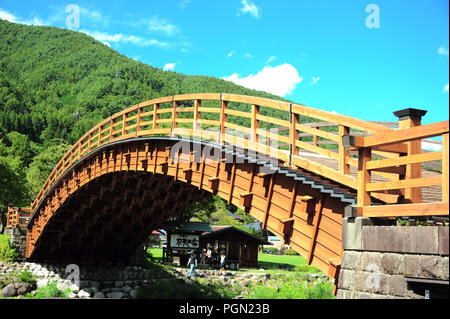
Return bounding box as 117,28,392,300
24,93,448,287
27,138,348,275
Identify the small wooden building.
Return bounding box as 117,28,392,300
162,222,269,269
200,226,269,269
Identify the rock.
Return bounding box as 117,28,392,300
107,291,125,299
17,283,32,295
69,284,80,293
77,289,91,298
36,278,49,288
57,282,70,291
93,292,105,298
1,284,17,298
122,285,132,293
68,292,77,298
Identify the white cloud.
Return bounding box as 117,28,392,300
178,0,192,9
163,63,176,71
311,76,320,86
103,41,111,48
244,53,253,58
142,17,180,36
438,46,449,56
239,0,261,19
0,8,17,22
227,51,235,58
0,8,48,26
266,56,276,64
223,63,303,97
81,30,171,48
444,83,449,93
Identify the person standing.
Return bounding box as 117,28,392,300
187,251,198,279
219,252,226,275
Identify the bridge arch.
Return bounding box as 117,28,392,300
25,93,448,284
27,136,351,272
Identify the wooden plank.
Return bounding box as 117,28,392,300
366,151,442,170
361,120,449,148
339,125,350,174
295,139,339,160
295,123,340,142
291,155,357,189
360,202,449,217
262,174,276,229
366,175,442,192
443,133,449,203
357,148,372,208
307,195,325,264
251,104,260,144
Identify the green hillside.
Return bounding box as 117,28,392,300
0,19,295,224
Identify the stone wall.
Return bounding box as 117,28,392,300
337,217,449,299
4,227,27,261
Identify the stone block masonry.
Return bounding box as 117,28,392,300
337,218,449,299
4,227,27,261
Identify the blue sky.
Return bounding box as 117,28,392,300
0,0,448,125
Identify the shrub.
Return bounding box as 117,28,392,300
24,281,70,299
18,269,35,284
292,264,321,273
0,234,18,262
284,249,299,255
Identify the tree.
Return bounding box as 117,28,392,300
0,155,30,232
26,141,71,197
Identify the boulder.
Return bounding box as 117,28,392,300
1,284,17,298
77,289,91,298
107,291,125,299
36,278,49,288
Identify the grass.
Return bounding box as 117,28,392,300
257,252,307,270
148,248,314,274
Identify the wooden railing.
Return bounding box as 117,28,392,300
345,120,449,217
6,207,32,228
30,93,448,220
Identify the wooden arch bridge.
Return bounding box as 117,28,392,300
8,93,449,285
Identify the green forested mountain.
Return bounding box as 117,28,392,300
0,19,290,226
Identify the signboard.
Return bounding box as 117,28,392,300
170,234,200,249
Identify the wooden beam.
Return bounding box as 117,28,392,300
357,148,371,210
359,202,449,217
262,173,276,229
307,194,325,265
339,125,350,174
443,133,449,203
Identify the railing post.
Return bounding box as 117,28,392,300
443,133,449,203
251,104,260,146
136,105,142,138
290,105,299,166
171,97,178,137
339,125,350,175
357,147,371,215
393,108,427,203
193,99,201,138
219,97,227,145
121,113,127,137
153,103,159,131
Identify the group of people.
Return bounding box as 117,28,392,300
187,248,227,279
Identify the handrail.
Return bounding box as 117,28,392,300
31,93,445,219
6,207,32,228
344,121,449,218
